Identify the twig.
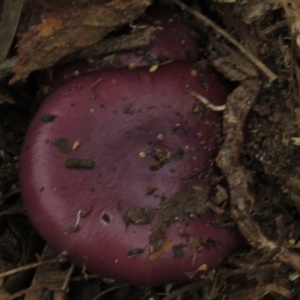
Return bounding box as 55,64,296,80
8,286,49,300
189,90,226,111
2,188,20,200
61,264,74,291
171,0,277,82
0,258,57,279
259,20,287,37
208,270,220,300
161,281,204,300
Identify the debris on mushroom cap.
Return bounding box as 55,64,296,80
117,7,199,67
46,7,199,90
20,62,240,286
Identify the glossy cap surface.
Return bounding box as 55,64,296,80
20,62,239,286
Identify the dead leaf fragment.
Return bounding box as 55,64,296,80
149,238,173,260
72,139,81,150
24,245,74,300
10,0,150,83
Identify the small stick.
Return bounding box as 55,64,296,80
0,258,57,279
190,90,226,111
208,270,220,300
61,264,74,291
8,286,49,300
259,20,287,37
172,0,278,82
2,188,20,200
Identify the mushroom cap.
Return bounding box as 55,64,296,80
47,7,198,89
117,7,199,67
20,62,239,286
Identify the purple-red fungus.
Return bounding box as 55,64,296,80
117,7,199,67
20,61,241,286
47,7,198,89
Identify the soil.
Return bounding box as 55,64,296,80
1,0,300,299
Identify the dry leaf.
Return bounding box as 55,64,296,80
149,238,173,261
10,0,150,83
24,245,73,300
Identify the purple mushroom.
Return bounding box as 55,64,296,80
117,7,199,67
47,7,198,89
20,61,240,286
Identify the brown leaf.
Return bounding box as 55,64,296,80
149,238,173,261
24,245,73,300
10,0,150,83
